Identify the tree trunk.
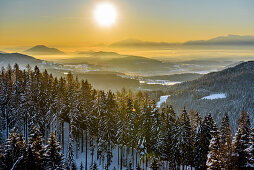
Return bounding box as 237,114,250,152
120,146,123,170
91,139,94,164
85,130,88,170
81,130,84,152
136,150,138,168
6,109,8,139
145,154,147,170
118,146,119,169
61,121,64,153
132,147,134,170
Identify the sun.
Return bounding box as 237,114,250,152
94,3,117,27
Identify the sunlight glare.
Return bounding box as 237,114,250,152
94,3,117,27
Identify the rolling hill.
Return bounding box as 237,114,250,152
165,61,254,130
0,52,42,68
56,51,174,75
0,52,140,91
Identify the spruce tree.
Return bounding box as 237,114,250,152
245,128,254,168
232,110,251,169
45,132,64,169
179,108,194,167
206,123,221,170
194,114,215,169
2,129,20,169
29,126,45,169
22,145,37,170
220,113,233,169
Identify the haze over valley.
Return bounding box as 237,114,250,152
1,0,254,169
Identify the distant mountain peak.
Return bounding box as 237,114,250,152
184,34,254,46
24,45,64,55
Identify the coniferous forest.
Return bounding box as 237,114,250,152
0,64,253,170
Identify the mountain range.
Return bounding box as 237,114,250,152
110,34,254,49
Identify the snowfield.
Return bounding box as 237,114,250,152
157,95,170,107
62,122,143,170
201,93,226,100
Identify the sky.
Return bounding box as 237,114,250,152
0,0,254,49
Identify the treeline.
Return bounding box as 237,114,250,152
165,61,254,131
0,128,64,169
0,64,253,169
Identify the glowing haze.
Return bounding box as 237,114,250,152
0,0,254,52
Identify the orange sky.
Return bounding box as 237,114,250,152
0,0,254,51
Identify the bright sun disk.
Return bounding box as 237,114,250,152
94,3,117,27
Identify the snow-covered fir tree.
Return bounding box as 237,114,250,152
45,132,64,169
206,122,221,170
232,110,251,169
29,126,46,169
219,113,233,169
245,128,254,168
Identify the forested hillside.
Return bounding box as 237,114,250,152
166,61,254,130
0,64,253,169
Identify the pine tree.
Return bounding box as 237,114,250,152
245,128,254,168
29,126,45,169
189,110,201,131
179,108,194,167
159,105,176,168
194,114,215,169
232,110,251,169
206,123,221,170
219,113,233,169
14,132,27,169
2,129,21,169
45,132,64,169
22,145,37,170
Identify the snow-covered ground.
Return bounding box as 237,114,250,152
140,80,181,86
157,95,170,107
201,93,226,100
62,122,146,170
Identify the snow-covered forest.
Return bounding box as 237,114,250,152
0,64,253,170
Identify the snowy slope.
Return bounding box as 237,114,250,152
156,95,170,107
201,93,226,100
